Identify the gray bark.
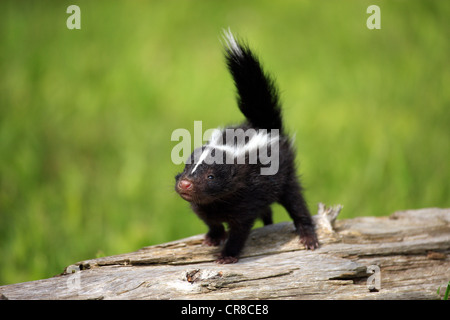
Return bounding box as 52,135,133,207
1,206,449,300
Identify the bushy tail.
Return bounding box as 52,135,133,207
222,29,283,131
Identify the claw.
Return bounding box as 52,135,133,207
216,255,239,264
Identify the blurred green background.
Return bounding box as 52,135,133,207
1,0,449,285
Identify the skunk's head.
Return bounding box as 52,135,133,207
174,126,280,203
175,146,238,204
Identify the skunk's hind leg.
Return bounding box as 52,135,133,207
279,179,319,250
260,206,273,226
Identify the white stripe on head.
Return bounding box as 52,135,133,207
190,127,279,174
226,129,278,159
190,128,224,174
190,147,211,174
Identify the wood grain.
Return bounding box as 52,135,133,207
1,206,449,300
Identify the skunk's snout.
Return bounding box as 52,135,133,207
178,179,193,191
176,179,194,202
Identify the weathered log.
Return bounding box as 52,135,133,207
1,206,449,300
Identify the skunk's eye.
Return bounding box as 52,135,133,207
207,175,215,180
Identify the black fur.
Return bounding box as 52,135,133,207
225,37,283,132
175,32,318,264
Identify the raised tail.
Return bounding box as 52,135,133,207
222,29,283,131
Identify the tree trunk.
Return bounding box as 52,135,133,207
1,206,449,300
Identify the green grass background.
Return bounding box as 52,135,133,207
1,0,449,285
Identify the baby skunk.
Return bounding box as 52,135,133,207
175,30,318,264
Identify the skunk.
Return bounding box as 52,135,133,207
175,29,318,264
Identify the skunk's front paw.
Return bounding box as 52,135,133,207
215,255,239,264
300,232,319,250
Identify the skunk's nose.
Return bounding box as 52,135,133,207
178,179,193,190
